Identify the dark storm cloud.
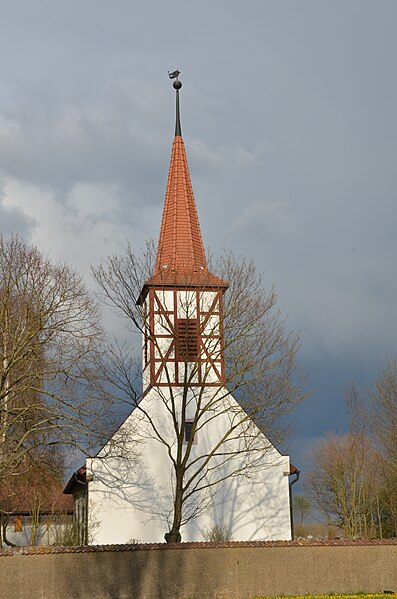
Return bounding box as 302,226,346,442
0,0,396,475
0,78,170,206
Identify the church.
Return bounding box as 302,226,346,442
65,74,296,544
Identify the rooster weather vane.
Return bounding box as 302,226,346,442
168,69,180,80
168,69,182,90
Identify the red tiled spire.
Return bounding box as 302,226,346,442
145,80,227,289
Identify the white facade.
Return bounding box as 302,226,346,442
2,514,73,546
87,391,292,544
86,286,293,544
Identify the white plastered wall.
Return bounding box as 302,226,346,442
87,385,292,545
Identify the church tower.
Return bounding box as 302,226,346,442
82,74,293,545
139,75,228,393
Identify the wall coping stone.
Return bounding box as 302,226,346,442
1,537,397,557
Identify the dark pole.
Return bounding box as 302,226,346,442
289,469,300,540
168,69,182,136
174,80,182,136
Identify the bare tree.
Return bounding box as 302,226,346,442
0,453,78,547
368,361,397,536
0,234,112,491
307,369,397,540
93,243,306,542
306,431,385,539
370,361,397,462
292,494,311,537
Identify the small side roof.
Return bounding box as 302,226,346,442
63,466,87,495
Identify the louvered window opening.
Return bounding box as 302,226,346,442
176,318,198,361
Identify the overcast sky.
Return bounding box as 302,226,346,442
1,0,396,476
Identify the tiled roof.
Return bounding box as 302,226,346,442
63,466,87,495
0,471,73,514
146,135,227,289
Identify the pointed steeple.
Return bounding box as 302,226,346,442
145,74,227,289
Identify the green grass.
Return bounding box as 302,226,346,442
253,595,397,599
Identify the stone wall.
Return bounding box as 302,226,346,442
1,539,397,599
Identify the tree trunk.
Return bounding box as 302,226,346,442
165,468,184,543
2,517,16,547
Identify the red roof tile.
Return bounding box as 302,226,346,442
0,469,73,514
2,538,397,555
146,135,227,289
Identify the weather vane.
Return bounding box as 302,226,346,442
168,69,182,90
168,69,180,80
168,70,182,136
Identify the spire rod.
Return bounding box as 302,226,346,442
168,69,182,137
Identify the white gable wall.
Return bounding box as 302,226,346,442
87,385,292,544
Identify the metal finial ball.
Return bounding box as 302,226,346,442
173,80,182,90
